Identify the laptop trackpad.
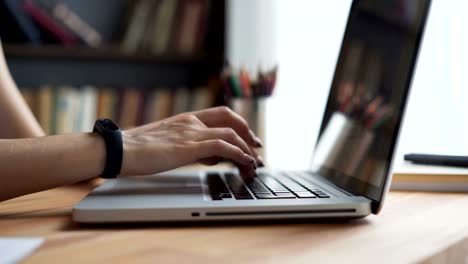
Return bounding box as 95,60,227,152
92,172,204,197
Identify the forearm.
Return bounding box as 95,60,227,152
0,42,45,138
0,133,105,202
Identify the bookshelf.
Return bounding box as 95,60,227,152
1,0,226,134
4,43,223,88
3,0,226,88
3,44,221,65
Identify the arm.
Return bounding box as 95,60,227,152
0,133,105,201
0,40,262,202
0,107,262,202
0,41,45,138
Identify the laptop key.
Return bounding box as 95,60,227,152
255,193,295,199
273,191,293,194
233,192,254,199
207,173,232,200
230,185,250,194
220,193,232,198
311,191,330,198
256,194,280,199
247,179,271,194
211,194,223,200
294,192,316,198
315,194,330,198
274,193,296,198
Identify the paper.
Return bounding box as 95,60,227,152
0,238,44,264
393,162,468,177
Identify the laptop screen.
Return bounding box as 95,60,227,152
312,0,431,206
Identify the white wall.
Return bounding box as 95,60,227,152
395,0,468,162
266,1,351,170
228,0,468,170
227,0,277,73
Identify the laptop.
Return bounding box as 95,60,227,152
73,0,431,223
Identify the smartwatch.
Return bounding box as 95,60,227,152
93,118,123,179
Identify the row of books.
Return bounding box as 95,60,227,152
0,0,211,55
122,0,210,55
20,85,217,135
0,0,102,47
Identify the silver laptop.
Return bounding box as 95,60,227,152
73,0,431,223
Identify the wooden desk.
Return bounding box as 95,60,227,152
2,178,468,264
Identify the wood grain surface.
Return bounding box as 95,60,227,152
1,177,468,264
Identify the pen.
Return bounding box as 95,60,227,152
404,153,468,168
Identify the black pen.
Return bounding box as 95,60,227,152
404,153,468,168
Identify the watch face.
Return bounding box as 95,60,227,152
98,119,120,131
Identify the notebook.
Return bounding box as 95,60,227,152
391,162,468,192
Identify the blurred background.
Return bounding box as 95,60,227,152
0,0,226,135
1,0,467,171
230,0,468,171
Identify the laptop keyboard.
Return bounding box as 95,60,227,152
206,171,330,201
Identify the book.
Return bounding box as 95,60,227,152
191,86,214,111
19,88,37,115
154,89,173,121
22,0,78,46
0,0,42,43
146,0,179,54
173,0,209,54
97,88,117,121
143,89,157,123
49,2,103,47
122,0,156,52
36,85,54,134
139,0,161,50
22,84,218,134
172,87,191,115
136,90,148,126
76,86,97,132
55,86,78,134
118,89,142,129
391,162,468,192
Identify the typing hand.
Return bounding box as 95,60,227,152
121,107,263,180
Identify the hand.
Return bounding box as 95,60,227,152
121,107,263,180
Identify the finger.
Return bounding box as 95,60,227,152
194,140,256,178
250,147,264,167
196,127,254,160
192,107,263,148
249,130,263,148
199,157,223,166
238,165,256,183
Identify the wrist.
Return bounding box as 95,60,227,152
30,132,106,182
121,131,137,175
87,132,106,177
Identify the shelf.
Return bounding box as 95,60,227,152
3,44,222,65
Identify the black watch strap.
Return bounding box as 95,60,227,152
93,119,123,179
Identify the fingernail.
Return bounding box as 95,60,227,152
250,130,263,148
250,158,257,170
254,138,263,148
257,157,265,167
250,137,263,148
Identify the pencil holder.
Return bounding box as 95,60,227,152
228,97,266,145
220,65,277,161
314,112,375,176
